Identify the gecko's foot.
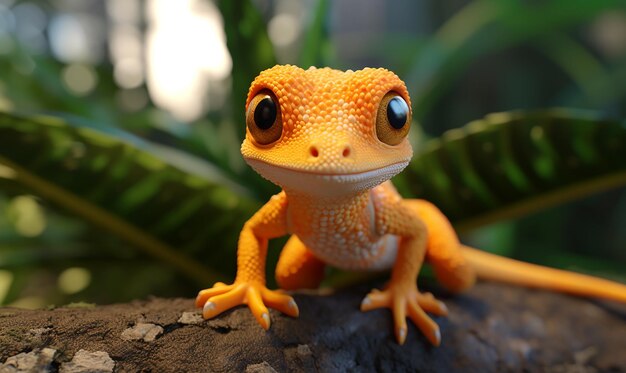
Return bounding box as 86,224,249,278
195,281,299,329
360,286,448,346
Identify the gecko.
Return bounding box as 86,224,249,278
195,65,626,346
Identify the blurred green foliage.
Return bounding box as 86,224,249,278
0,0,625,308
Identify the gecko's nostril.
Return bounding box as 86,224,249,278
342,146,351,158
310,146,319,158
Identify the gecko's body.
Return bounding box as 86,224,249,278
196,65,626,346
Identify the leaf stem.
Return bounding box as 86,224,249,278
0,156,222,286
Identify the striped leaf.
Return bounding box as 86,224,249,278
401,110,626,231
0,112,260,284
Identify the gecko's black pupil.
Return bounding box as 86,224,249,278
387,97,408,129
254,96,277,130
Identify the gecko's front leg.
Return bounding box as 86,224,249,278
360,201,448,345
195,192,299,329
195,280,298,329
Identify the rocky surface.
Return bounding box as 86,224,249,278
0,282,625,372
120,323,164,342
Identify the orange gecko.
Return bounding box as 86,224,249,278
196,65,626,346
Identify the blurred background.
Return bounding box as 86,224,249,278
0,0,625,308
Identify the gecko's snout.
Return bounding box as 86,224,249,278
308,143,352,160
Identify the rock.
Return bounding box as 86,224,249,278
284,344,316,372
178,311,203,325
26,327,51,345
0,348,56,373
0,284,624,372
120,322,163,342
244,361,278,373
59,350,114,373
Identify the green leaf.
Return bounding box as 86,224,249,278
299,0,331,68
400,110,626,232
218,0,277,142
405,0,625,121
0,112,260,284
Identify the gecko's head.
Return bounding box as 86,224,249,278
241,65,413,197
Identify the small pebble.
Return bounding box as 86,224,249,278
121,322,163,342
178,311,203,325
1,348,56,372
59,350,114,373
245,361,278,373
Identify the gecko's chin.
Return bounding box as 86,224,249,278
245,158,409,196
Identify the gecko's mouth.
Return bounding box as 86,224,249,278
244,158,410,196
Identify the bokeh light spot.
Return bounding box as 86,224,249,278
146,0,232,121
588,11,626,58
268,13,301,47
58,267,91,295
0,93,13,111
13,2,46,52
62,64,98,96
49,13,104,63
106,0,141,24
8,195,46,237
109,25,142,61
530,126,544,141
114,58,143,89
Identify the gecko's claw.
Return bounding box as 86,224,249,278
361,286,445,346
195,282,236,308
415,291,448,316
195,281,298,329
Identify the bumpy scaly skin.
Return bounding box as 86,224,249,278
196,65,626,346
196,65,473,345
241,66,413,176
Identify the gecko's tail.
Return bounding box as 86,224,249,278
461,245,626,303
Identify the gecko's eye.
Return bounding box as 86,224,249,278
246,90,283,145
375,92,411,146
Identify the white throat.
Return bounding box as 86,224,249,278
245,158,409,197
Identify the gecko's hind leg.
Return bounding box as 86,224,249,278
275,235,326,290
405,199,476,293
